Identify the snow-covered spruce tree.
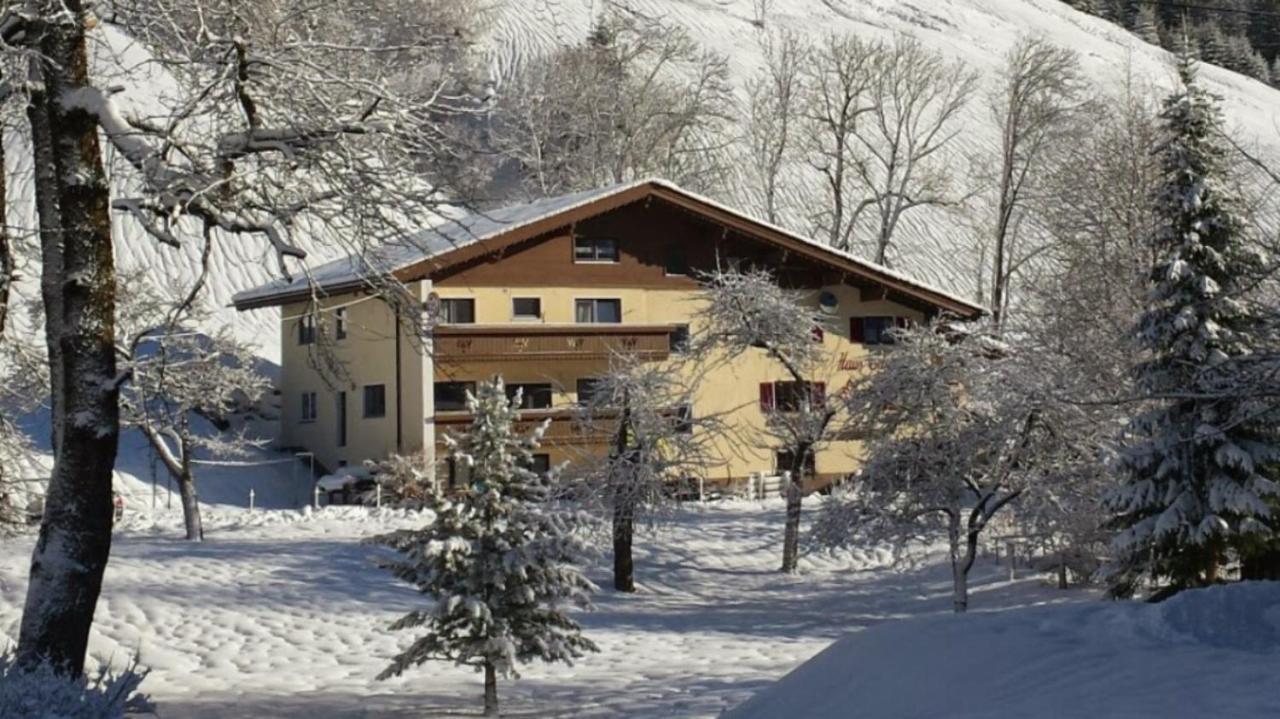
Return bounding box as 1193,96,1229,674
374,378,597,716
1107,57,1280,599
814,320,1081,611
364,453,437,509
696,267,842,573
573,354,725,591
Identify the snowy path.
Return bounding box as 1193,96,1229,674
0,501,1088,717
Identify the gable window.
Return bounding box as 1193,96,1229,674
669,324,691,353
573,236,619,262
759,381,826,412
576,378,603,406
575,298,622,324
664,245,689,276
512,297,542,320
363,384,387,418
506,383,553,410
298,315,317,345
850,316,905,345
434,381,476,412
523,453,552,478
440,298,475,324
300,391,318,423
334,307,348,340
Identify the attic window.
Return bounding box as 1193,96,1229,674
574,236,619,262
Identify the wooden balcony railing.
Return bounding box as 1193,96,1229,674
432,324,676,362
433,408,615,447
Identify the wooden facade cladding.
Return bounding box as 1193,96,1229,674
433,409,612,446
432,324,676,362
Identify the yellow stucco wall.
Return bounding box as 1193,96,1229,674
430,284,924,485
278,281,433,473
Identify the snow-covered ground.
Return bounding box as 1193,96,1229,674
0,499,1086,717
727,580,1280,719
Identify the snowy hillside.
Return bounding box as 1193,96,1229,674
11,0,1279,366
478,0,1280,299
726,580,1280,719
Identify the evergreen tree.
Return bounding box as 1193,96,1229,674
1132,5,1163,47
1107,57,1280,599
375,378,598,716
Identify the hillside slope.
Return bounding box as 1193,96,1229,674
479,0,1280,304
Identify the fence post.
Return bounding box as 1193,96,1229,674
376,483,382,509
1007,541,1017,581
314,484,322,509
248,488,256,512
697,477,705,503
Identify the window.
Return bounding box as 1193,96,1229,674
434,381,476,412
336,391,347,446
523,453,552,477
850,316,905,345
759,381,826,412
506,383,553,410
664,245,689,276
334,307,348,340
512,297,542,320
363,384,387,418
776,450,816,478
440,298,475,324
576,378,603,406
298,315,316,345
300,392,318,423
669,324,691,353
575,298,622,324
573,236,619,262
673,404,694,434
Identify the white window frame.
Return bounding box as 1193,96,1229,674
573,236,620,263
511,296,542,321
574,297,623,324
334,307,348,340
300,391,318,423
439,297,476,325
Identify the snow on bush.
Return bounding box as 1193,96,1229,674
0,648,153,718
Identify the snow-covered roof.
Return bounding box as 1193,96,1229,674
232,179,984,316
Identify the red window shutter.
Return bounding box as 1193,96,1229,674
759,382,775,411
850,317,865,343
811,382,826,407
811,326,825,343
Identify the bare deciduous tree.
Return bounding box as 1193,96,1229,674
494,11,734,198
744,30,807,224
988,36,1090,330
803,35,975,264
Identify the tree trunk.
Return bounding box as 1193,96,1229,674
780,468,803,573
17,1,121,676
178,452,203,542
613,500,635,592
483,660,499,717
947,511,968,613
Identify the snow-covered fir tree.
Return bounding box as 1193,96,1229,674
1107,57,1280,598
374,378,597,716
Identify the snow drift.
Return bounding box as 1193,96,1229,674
725,581,1280,719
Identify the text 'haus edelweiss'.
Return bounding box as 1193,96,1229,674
233,179,983,492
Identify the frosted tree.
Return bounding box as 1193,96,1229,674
574,354,726,591
1107,58,1280,598
375,378,597,716
815,320,1084,611
117,284,271,541
697,267,842,573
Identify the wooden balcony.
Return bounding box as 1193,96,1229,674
432,408,614,447
431,324,677,363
